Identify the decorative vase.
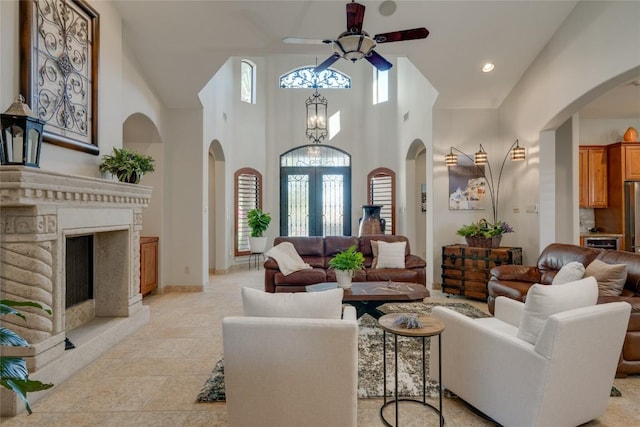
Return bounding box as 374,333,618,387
465,235,503,248
623,127,638,142
358,204,386,236
335,269,353,289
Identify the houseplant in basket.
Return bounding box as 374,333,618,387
456,219,514,248
328,245,365,290
247,208,271,253
99,147,155,184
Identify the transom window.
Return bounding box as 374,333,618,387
373,68,389,104
280,66,351,89
241,60,256,104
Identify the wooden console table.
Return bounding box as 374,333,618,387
441,245,522,300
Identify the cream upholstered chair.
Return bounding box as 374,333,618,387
222,287,358,427
431,277,631,427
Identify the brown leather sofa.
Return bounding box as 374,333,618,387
264,234,427,293
488,243,640,376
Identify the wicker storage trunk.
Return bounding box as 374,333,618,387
441,244,522,300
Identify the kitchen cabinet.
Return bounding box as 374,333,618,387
579,146,608,208
140,236,159,296
624,145,640,180
594,142,640,250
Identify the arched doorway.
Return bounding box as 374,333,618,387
406,139,428,261
208,140,225,274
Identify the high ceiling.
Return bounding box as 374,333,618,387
113,0,636,118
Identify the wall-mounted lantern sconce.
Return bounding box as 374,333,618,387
0,95,46,167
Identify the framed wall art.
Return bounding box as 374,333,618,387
448,157,486,210
20,0,100,154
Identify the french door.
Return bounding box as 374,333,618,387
280,145,351,237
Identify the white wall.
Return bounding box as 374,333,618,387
498,0,640,263
579,118,640,146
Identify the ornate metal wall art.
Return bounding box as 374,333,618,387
280,66,351,89
20,0,100,154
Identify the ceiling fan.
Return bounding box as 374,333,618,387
283,1,429,73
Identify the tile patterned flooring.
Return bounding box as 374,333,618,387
2,269,638,426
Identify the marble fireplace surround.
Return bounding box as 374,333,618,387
0,167,152,416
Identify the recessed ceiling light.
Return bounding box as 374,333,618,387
482,63,495,73
379,1,396,17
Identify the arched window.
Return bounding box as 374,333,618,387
235,168,262,255
367,167,396,235
241,60,256,104
279,66,351,89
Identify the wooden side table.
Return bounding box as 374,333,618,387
378,313,445,427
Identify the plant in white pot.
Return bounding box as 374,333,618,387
328,245,365,290
247,208,271,253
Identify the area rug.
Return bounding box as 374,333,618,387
196,301,488,402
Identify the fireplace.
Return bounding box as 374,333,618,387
0,167,152,416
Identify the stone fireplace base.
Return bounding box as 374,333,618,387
0,167,153,416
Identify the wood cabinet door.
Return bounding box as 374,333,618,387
140,238,158,296
588,147,608,208
579,148,589,208
624,145,640,180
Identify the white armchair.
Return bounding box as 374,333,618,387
432,288,630,427
222,288,358,427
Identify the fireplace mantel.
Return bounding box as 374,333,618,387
0,166,153,416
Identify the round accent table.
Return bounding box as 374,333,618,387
378,313,445,427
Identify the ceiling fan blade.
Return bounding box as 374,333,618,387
366,50,393,71
282,37,331,45
314,53,341,73
374,27,429,43
346,2,366,33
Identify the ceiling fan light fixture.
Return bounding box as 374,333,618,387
333,33,376,61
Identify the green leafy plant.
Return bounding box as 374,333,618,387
247,208,271,237
1,300,54,414
456,218,514,238
99,147,155,184
329,245,365,271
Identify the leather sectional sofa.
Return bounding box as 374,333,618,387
488,243,640,376
264,235,427,293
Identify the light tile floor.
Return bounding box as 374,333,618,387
2,268,638,426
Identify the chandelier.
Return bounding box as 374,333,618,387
305,89,327,144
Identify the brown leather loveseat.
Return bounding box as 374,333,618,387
488,243,640,376
264,234,426,293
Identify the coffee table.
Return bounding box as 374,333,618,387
306,281,429,319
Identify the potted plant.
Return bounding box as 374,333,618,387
328,245,365,290
247,208,271,253
99,147,155,184
1,299,54,414
456,218,514,248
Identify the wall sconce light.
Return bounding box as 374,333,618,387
305,89,328,144
0,95,46,167
444,139,525,224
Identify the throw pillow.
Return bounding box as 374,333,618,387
241,287,343,319
516,276,598,345
584,259,628,296
373,240,406,269
264,242,313,276
552,261,586,285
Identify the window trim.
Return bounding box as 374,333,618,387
367,167,396,235
234,167,262,256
